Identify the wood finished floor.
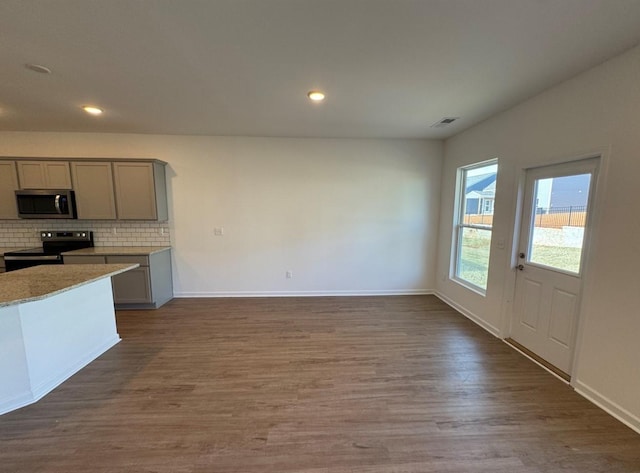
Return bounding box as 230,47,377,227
1,296,639,472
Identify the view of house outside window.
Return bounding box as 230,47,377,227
454,161,498,292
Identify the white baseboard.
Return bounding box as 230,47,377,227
174,289,434,298
434,291,500,337
0,391,36,416
0,336,120,416
31,336,121,402
573,380,640,435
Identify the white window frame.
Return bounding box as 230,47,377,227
451,159,498,294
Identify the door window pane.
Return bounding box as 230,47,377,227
528,173,591,273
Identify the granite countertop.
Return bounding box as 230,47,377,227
62,246,171,256
0,264,138,307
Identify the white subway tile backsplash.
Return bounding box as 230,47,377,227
0,220,170,248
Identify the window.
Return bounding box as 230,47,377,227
453,160,498,292
482,198,494,215
527,173,591,274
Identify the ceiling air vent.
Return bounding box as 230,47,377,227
431,117,459,128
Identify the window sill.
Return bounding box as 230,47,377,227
450,277,487,297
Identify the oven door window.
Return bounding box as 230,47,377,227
4,257,63,272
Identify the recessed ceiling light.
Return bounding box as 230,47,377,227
82,106,103,116
25,63,52,74
307,90,326,102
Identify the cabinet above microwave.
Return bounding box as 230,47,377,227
17,161,72,189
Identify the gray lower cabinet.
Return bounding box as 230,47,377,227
111,266,152,304
106,256,152,304
63,250,173,309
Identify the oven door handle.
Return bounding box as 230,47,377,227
3,255,61,261
55,194,62,214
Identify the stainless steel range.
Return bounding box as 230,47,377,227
3,231,93,272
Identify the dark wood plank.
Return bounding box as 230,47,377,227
1,296,639,472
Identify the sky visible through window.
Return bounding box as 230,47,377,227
466,164,497,178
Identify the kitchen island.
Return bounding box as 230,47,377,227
0,264,137,415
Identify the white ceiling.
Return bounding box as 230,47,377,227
1,0,640,139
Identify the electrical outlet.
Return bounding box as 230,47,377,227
214,227,224,236
113,227,117,235
286,271,293,279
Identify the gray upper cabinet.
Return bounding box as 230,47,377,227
17,161,72,189
71,162,117,220
3,157,168,221
0,161,19,219
113,162,168,221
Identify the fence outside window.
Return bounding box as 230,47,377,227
533,205,587,228
464,205,587,229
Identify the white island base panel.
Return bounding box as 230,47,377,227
0,278,120,415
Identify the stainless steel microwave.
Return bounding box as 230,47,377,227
15,190,78,219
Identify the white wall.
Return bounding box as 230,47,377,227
436,44,640,430
0,134,442,296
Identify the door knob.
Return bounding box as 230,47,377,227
517,264,524,271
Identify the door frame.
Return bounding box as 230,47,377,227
500,147,610,382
